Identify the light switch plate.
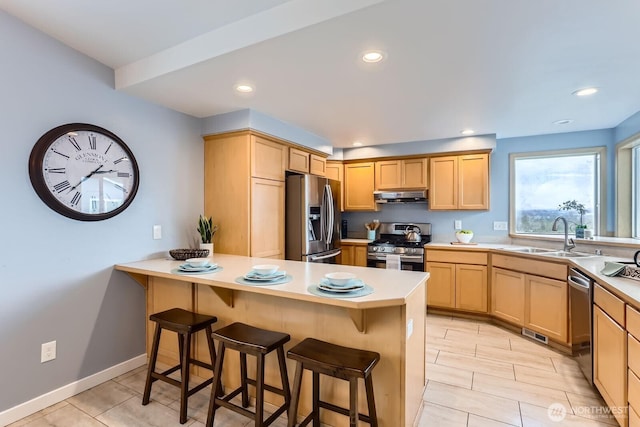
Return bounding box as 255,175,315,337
153,225,162,240
493,221,508,231
454,220,462,230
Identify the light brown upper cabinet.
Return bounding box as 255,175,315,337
252,136,287,181
429,153,489,210
375,158,428,190
325,161,344,211
344,162,377,211
288,147,326,176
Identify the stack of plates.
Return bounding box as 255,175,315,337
177,261,218,273
317,278,365,293
243,270,287,282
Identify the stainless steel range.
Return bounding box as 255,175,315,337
367,222,432,271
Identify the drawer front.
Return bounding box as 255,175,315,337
630,333,640,377
490,254,566,280
631,404,640,427
594,284,626,327
629,305,640,340
426,250,487,265
631,369,640,416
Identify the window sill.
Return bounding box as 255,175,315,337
510,233,640,249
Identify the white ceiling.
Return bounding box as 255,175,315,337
2,0,640,148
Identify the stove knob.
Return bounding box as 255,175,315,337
407,248,415,254
372,247,378,252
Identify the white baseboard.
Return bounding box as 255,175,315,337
0,354,146,426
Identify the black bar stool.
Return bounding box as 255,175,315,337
287,338,380,427
206,322,291,427
142,308,218,424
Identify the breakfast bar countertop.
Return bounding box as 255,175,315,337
115,253,428,310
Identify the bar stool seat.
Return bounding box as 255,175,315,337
206,322,291,427
142,308,218,424
287,338,380,427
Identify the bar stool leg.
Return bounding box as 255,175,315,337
240,352,250,407
255,353,265,426
179,331,191,424
142,324,162,405
312,372,320,426
206,341,226,427
288,362,303,427
365,375,378,427
276,347,291,408
205,325,221,397
349,377,358,427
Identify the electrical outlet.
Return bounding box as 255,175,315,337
41,340,56,363
454,220,462,230
493,221,508,231
153,225,162,240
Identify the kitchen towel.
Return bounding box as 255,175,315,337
600,262,626,277
386,254,401,270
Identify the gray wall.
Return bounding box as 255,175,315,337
0,11,204,411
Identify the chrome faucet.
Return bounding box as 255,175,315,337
552,216,576,252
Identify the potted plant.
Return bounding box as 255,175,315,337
197,215,218,255
557,200,587,238
455,229,474,244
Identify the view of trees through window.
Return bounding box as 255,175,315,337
513,152,599,234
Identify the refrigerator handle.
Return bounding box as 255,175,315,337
326,184,334,246
320,183,327,243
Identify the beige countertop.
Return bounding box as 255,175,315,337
115,253,428,310
340,238,372,244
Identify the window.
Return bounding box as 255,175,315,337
633,146,640,238
511,148,603,235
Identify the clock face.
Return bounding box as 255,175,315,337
29,123,140,221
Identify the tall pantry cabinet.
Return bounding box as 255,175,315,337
204,131,286,259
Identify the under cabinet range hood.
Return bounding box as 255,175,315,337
374,190,427,204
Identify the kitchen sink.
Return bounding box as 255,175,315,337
505,247,556,253
540,251,594,258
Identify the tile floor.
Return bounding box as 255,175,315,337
9,313,617,426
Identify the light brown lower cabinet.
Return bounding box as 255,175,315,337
491,267,525,325
340,242,367,267
425,250,488,313
490,267,568,343
593,283,627,427
524,275,567,343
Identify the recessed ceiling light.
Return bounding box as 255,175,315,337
352,141,363,147
362,51,384,63
460,129,475,136
553,119,574,125
572,87,598,97
235,84,254,93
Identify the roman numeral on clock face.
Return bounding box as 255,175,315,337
70,191,81,206
111,182,127,192
117,172,130,178
47,168,66,174
53,150,70,159
113,157,126,165
88,135,97,150
68,136,81,151
53,180,71,193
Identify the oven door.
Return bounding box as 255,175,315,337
367,254,424,271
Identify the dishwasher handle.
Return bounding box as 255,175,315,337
568,275,590,293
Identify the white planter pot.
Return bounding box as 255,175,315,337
199,243,214,257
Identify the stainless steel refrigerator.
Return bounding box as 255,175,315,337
285,174,341,263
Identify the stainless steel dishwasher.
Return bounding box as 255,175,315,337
569,267,594,384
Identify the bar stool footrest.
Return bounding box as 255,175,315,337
319,400,372,423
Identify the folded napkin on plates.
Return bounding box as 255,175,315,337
246,270,287,279
601,262,627,277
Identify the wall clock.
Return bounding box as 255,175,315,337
29,123,140,221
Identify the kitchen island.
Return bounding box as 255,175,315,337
115,253,428,427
